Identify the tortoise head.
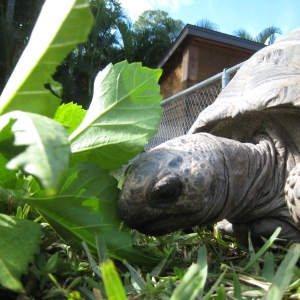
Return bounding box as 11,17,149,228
117,134,227,236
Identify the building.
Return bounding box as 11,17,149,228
157,24,266,99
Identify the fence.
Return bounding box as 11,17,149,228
145,61,244,150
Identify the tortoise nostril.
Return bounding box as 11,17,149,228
150,176,182,206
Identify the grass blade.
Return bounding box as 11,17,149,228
95,234,109,264
262,251,274,282
170,246,207,300
231,263,242,299
202,267,227,300
262,243,300,300
82,241,102,279
243,227,281,272
102,259,127,300
216,284,226,300
123,260,147,291
170,264,204,300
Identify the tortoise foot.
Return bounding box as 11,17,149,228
217,218,300,246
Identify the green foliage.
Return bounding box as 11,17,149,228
263,243,300,299
0,153,23,189
70,61,163,170
170,246,207,299
232,263,242,298
242,227,281,272
233,26,282,45
54,102,86,135
132,10,185,67
0,214,43,292
25,163,162,265
0,111,70,193
133,10,184,43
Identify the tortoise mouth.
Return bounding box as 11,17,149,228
132,211,202,236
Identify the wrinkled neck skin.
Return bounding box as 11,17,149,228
198,132,288,226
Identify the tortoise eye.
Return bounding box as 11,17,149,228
150,176,182,207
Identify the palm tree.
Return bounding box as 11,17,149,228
233,26,282,45
195,19,219,31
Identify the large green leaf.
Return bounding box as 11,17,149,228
0,111,70,194
69,61,163,170
0,214,43,292
24,163,162,265
0,0,93,118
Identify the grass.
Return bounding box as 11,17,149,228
2,217,300,300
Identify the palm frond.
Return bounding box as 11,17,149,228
233,26,282,45
233,28,255,41
115,20,134,60
196,19,219,31
254,26,282,44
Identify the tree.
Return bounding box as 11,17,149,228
131,10,185,67
133,10,184,43
233,26,282,45
196,18,219,31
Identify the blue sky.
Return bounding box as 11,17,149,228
120,0,300,41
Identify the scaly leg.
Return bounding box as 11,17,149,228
285,163,300,226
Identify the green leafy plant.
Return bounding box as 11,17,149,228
0,214,43,292
0,0,163,292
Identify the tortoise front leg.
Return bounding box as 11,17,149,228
217,218,300,246
286,163,300,227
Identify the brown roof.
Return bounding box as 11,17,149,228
157,24,266,69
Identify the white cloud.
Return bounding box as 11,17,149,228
119,0,194,21
160,0,194,12
147,0,195,13
119,0,155,21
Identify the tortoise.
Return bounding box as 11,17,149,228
117,27,300,245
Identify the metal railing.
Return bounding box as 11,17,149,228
145,61,244,150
